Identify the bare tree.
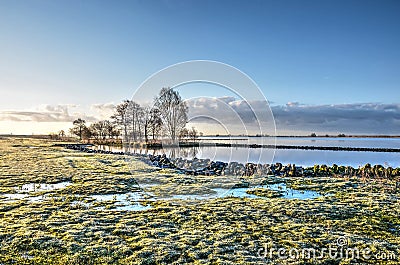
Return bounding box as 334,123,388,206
81,126,92,140
154,87,188,143
140,106,164,143
141,107,152,143
58,130,65,139
111,101,129,143
179,128,189,142
72,118,86,140
189,127,198,143
150,108,163,141
90,121,108,140
104,120,118,139
127,101,143,142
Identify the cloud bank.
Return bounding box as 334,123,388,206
187,97,400,135
272,102,400,134
0,103,116,123
1,99,399,135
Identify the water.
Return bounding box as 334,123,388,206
0,181,72,203
199,136,400,148
266,183,321,199
93,137,400,167
90,192,152,203
168,183,321,200
111,203,152,211
0,193,52,203
1,181,321,210
0,193,29,201
90,192,154,211
15,182,72,193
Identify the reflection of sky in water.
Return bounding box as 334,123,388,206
1,193,51,203
2,183,321,210
110,203,152,211
199,136,400,148
1,193,28,201
90,193,153,211
1,182,72,203
267,183,321,199
273,149,400,168
91,192,149,203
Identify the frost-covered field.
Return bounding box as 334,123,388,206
0,138,399,264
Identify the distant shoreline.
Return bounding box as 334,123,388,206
200,135,400,138
2,134,400,139
143,142,400,153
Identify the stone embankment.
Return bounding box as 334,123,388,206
58,144,303,177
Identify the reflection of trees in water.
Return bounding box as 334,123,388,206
117,145,200,160
123,146,155,156
145,147,201,159
176,147,200,159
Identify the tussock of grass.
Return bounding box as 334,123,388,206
246,188,284,198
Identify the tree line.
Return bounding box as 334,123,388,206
69,87,199,144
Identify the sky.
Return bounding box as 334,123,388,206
0,0,399,135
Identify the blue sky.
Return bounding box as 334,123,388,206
0,0,399,134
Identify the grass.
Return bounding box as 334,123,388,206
0,137,399,264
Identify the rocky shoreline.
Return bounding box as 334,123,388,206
58,144,303,177
59,143,400,180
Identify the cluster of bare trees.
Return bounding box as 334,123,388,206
111,100,164,143
179,127,203,142
69,118,120,141
69,88,193,144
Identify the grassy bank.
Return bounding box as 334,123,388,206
0,138,399,264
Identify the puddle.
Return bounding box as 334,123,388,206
167,183,321,200
1,181,321,209
111,203,152,211
138,183,159,189
265,183,321,200
0,194,51,203
90,192,153,203
0,181,72,203
389,226,400,233
27,195,46,202
90,192,154,211
1,193,29,201
15,181,72,193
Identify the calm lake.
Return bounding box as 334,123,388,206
94,137,400,168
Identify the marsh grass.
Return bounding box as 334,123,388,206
0,138,399,264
